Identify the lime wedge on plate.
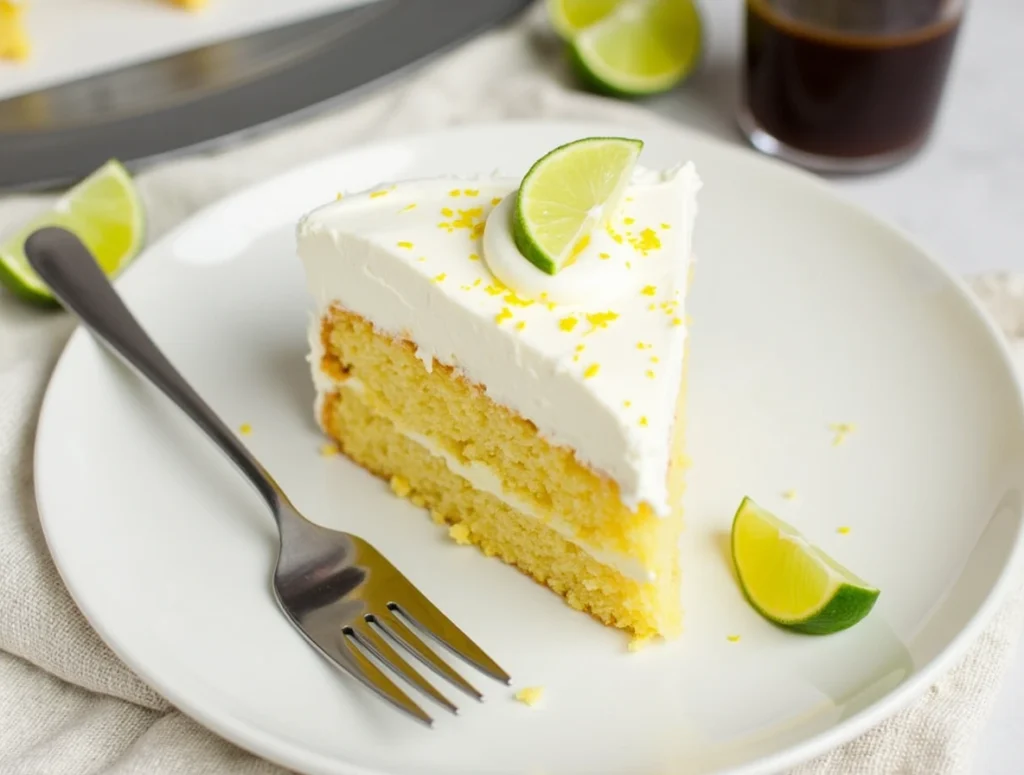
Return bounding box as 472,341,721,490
513,137,642,275
0,160,145,305
731,497,880,635
571,0,702,97
547,0,620,39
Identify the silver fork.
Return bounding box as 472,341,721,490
25,226,510,726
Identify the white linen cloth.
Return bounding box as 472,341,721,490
2,6,1022,773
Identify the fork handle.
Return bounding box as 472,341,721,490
25,227,286,517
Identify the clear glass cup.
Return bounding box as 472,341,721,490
738,0,966,173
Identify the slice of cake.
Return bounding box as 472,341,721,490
297,141,700,639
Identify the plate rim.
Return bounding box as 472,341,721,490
33,118,1024,775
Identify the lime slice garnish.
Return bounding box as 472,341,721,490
0,160,145,305
547,0,620,39
731,497,880,635
513,136,642,275
571,0,703,97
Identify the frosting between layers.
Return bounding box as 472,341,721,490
297,165,701,515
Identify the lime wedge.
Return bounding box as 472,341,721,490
571,0,703,97
0,160,145,305
731,497,880,635
547,0,620,39
513,137,642,275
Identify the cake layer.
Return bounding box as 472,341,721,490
314,305,682,576
320,383,682,638
297,166,700,516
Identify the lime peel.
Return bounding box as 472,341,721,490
570,0,703,98
513,137,642,276
731,497,880,635
0,159,144,306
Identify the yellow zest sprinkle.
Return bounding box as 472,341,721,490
448,189,461,197
495,307,513,324
625,196,634,202
641,285,656,296
837,526,852,535
335,192,344,201
626,261,632,269
369,190,389,198
417,257,426,262
491,197,503,206
605,223,625,244
464,188,479,197
433,273,447,283
629,227,662,255
437,222,453,231
514,686,544,707
238,423,252,435
829,422,857,446
472,278,482,288
397,241,413,249
637,342,650,350
504,291,534,307
624,216,636,225
585,311,619,334
515,321,526,331
448,523,471,545
671,317,683,326
471,222,485,239
599,252,611,260
645,369,655,379
727,634,741,643
623,400,632,408
558,316,578,332
648,304,657,312
650,356,659,363
460,285,471,291
453,207,484,230
584,364,600,379
389,475,411,498
573,355,579,362
661,222,671,229
484,280,507,296
546,302,557,311
469,253,480,261
400,203,417,212
441,207,454,217
639,416,649,427
782,489,798,501
575,344,585,352
319,443,339,457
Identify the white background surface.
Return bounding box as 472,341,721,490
646,0,1024,769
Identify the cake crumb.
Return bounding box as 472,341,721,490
410,494,427,508
829,422,857,446
628,635,653,652
238,423,252,436
514,686,544,707
837,525,851,535
782,489,798,502
429,509,446,525
727,634,741,643
448,523,471,545
389,475,412,498
319,443,339,457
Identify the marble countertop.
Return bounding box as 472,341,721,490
647,0,1023,769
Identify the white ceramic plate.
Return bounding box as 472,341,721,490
35,122,1024,775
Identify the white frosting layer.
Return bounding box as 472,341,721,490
297,164,701,515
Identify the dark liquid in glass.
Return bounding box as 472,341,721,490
744,0,962,160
